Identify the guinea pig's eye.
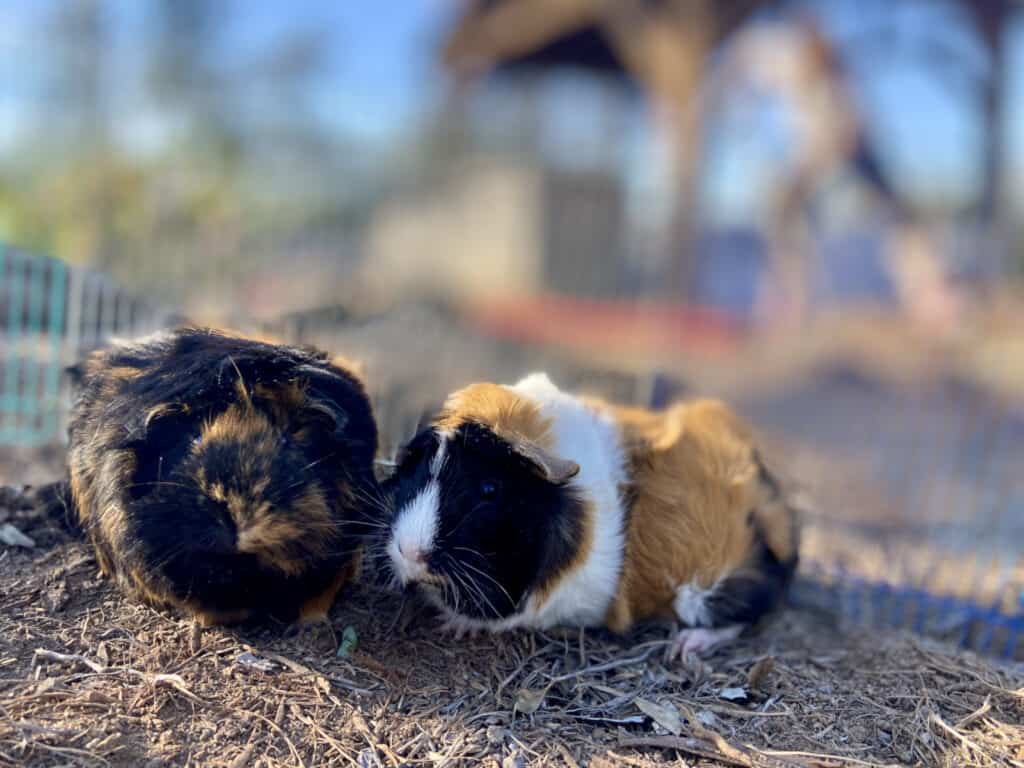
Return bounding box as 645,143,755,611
480,480,500,500
191,435,202,447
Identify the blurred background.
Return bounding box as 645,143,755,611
1,0,1022,657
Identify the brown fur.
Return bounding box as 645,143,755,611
192,608,254,627
196,402,336,577
297,550,362,624
54,327,380,625
601,398,799,632
436,383,555,449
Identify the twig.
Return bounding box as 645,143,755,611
293,711,359,767
556,742,581,768
928,712,1024,768
229,743,256,768
245,646,370,694
351,709,402,767
678,702,761,766
955,695,992,730
546,645,663,684
758,751,889,768
617,736,753,767
239,709,306,768
127,671,203,704
33,648,203,703
33,649,104,674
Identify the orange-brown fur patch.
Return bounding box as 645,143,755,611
108,365,144,382
124,564,176,609
330,353,366,381
234,483,332,576
601,399,797,632
297,551,362,624
253,381,307,429
236,516,305,574
435,382,554,448
192,607,254,627
93,452,136,559
200,402,276,449
68,466,93,527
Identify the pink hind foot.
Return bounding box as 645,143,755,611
666,625,743,662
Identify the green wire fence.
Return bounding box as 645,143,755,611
0,245,170,445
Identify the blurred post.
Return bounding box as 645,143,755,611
600,0,711,301
961,0,1013,276
442,0,768,302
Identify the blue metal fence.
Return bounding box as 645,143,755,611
0,245,169,445
1,247,67,445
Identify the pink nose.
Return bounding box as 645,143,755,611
399,543,427,564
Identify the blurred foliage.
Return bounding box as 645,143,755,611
0,0,373,300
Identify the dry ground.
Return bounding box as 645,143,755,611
2,302,1022,766
0,514,1021,768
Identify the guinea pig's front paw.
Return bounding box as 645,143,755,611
285,615,338,654
439,615,480,640
665,625,743,662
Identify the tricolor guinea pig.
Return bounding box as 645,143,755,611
41,328,380,626
384,373,799,657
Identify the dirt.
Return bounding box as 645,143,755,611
0,524,1021,767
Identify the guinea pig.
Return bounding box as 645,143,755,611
384,373,799,657
42,327,381,627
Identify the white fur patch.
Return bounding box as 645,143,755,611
673,581,714,627
430,437,448,475
505,372,628,629
388,481,441,585
109,329,174,351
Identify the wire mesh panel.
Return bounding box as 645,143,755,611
740,372,1024,660
0,247,67,445
0,245,171,446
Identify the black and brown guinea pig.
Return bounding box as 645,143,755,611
40,327,380,627
384,373,799,658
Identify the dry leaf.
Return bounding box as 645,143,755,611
635,697,682,736
235,652,278,673
514,687,545,715
336,625,358,659
746,657,774,690
0,523,34,548
719,686,749,702
696,709,718,727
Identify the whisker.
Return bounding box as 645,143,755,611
444,553,501,620
453,557,516,610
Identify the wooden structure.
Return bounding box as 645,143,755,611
441,0,775,297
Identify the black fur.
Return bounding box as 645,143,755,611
704,459,799,629
32,479,80,535
703,530,797,628
386,422,585,621
54,327,381,623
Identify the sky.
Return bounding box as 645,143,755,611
1,0,1021,226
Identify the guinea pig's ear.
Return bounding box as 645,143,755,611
300,369,352,438
510,437,579,485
